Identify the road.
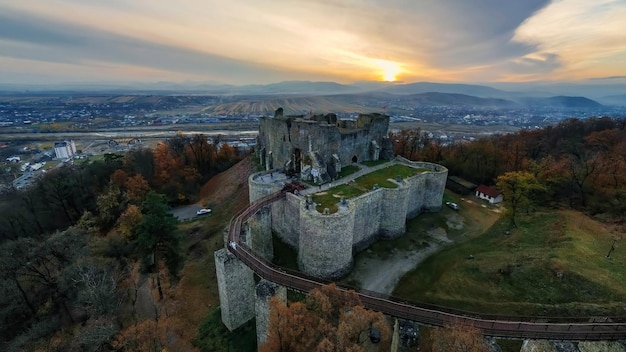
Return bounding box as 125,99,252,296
170,204,205,221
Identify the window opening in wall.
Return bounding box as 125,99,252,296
294,148,302,173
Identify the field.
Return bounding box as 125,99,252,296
393,205,626,317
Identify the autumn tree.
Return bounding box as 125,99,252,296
117,204,143,240
496,171,544,227
425,323,489,352
124,173,151,205
96,185,124,232
0,228,87,337
261,283,391,352
112,318,170,352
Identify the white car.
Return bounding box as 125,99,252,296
196,208,212,215
445,201,460,211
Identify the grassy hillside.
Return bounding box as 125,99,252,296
393,208,626,317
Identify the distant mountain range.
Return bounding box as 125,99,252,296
1,80,624,107
518,96,603,108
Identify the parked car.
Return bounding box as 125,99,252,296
445,201,460,211
196,208,212,215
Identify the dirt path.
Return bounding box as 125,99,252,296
135,276,158,320
348,241,444,295
343,193,501,296
344,224,454,295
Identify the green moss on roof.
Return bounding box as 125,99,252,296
311,164,429,213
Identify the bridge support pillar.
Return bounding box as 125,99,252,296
244,205,273,261
255,279,287,348
214,248,255,331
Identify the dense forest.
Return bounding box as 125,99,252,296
2,116,625,350
392,117,626,221
0,134,244,351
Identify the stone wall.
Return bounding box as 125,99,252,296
379,185,410,238
270,192,302,248
351,190,383,251
255,280,287,347
249,172,284,203
401,158,448,216
246,206,273,261
214,248,256,331
298,205,355,279
248,159,447,280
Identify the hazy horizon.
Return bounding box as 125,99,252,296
2,0,626,86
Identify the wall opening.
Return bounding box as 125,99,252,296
294,148,302,174
352,155,358,163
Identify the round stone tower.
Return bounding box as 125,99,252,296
298,204,354,279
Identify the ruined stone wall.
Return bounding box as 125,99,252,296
338,129,377,163
214,248,256,331
258,113,390,171
258,117,340,170
298,207,354,279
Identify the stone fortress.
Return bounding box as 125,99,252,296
215,109,447,343
214,111,623,350
248,157,447,279
250,109,447,279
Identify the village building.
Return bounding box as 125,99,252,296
475,184,503,204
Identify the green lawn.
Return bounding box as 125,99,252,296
393,209,626,317
312,164,428,213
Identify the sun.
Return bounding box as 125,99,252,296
377,60,401,82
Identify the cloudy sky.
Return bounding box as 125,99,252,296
1,0,625,85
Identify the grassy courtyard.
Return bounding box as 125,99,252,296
311,163,429,213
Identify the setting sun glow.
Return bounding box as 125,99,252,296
377,60,401,82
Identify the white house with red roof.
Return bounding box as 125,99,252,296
475,184,503,204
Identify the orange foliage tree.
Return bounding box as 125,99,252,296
261,283,391,352
425,323,489,352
